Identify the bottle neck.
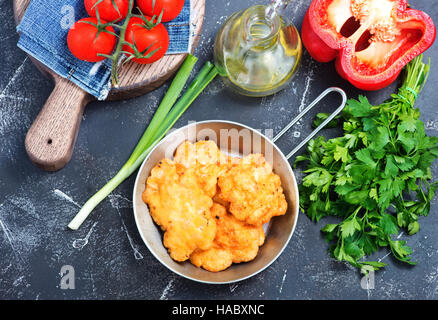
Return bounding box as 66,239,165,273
241,5,281,48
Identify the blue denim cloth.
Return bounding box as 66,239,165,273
17,0,191,100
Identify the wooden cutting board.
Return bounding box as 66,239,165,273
13,0,205,171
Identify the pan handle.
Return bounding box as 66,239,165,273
272,87,347,160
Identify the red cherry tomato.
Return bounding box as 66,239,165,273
67,17,117,62
122,16,169,64
137,0,185,22
84,0,129,22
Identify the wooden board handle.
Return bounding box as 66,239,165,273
25,76,92,171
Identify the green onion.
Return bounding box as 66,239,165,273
127,54,198,162
116,63,217,179
123,64,218,176
68,56,218,230
159,62,217,133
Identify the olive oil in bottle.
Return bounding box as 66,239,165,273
214,3,302,97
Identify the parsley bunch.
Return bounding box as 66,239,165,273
296,55,438,273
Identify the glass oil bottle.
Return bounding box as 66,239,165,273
214,1,302,97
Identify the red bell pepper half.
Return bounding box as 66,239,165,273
302,0,436,90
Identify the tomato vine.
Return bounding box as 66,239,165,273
82,0,165,86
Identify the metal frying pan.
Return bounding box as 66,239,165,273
133,87,347,284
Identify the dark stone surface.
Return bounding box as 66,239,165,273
1,0,438,300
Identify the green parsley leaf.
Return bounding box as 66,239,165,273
295,56,437,272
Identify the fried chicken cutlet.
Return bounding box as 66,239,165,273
143,159,217,262
143,141,288,271
173,141,234,198
217,154,288,226
190,203,265,272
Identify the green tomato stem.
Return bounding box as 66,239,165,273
110,0,135,86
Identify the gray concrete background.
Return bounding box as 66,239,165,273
1,0,438,300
